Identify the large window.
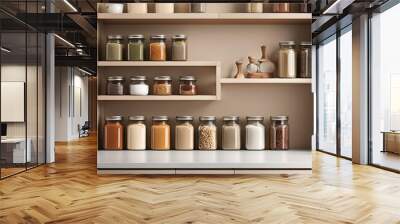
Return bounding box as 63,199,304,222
370,3,400,171
317,25,353,159
317,36,337,154
340,27,352,158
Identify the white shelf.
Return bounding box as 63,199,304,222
98,13,311,24
97,61,220,67
97,150,312,174
98,95,218,101
221,78,312,84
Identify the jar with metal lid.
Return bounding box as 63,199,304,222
172,35,187,61
127,34,144,61
222,116,241,150
104,116,124,150
153,76,172,95
127,116,146,150
175,116,194,150
198,116,217,150
106,76,124,95
151,116,170,150
270,116,289,150
191,3,206,13
245,116,265,150
179,75,197,95
299,42,312,78
278,41,297,78
149,35,167,61
106,35,123,61
129,76,149,95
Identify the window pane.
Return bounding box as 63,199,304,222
371,3,400,171
340,28,352,158
318,37,337,154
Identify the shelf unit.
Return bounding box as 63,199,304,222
98,13,311,24
221,78,312,84
97,4,313,175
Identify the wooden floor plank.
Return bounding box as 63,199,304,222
0,135,400,223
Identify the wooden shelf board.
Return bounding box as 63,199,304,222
98,13,311,24
220,78,312,84
98,95,218,101
98,61,220,67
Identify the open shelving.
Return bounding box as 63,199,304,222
97,61,220,67
97,3,313,175
97,95,218,101
220,78,312,84
97,13,311,24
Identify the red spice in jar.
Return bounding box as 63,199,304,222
179,75,197,95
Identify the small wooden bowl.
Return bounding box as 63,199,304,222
246,72,274,78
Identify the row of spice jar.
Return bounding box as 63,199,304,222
106,75,197,95
98,3,207,14
106,34,187,61
103,115,289,151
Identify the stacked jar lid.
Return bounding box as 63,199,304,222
103,115,289,150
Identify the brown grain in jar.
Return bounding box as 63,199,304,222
269,116,289,150
179,75,197,95
104,116,124,150
149,35,166,61
153,76,172,95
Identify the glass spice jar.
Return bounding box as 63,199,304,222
153,76,172,95
149,35,167,61
299,42,312,78
175,116,194,150
151,116,170,150
278,41,297,78
198,116,217,150
106,76,125,95
222,116,241,150
129,76,149,95
245,116,265,150
106,35,123,61
172,34,187,61
104,115,124,150
179,75,197,95
127,116,146,150
269,116,289,150
127,34,144,61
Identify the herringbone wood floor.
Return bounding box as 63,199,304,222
1,135,400,224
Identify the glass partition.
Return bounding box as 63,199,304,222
317,36,337,155
370,3,400,171
339,27,352,158
0,1,46,179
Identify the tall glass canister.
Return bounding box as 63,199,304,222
175,116,194,150
151,116,170,150
278,41,297,78
269,116,289,150
106,35,123,61
245,116,265,150
127,116,146,150
198,116,217,150
222,116,241,150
